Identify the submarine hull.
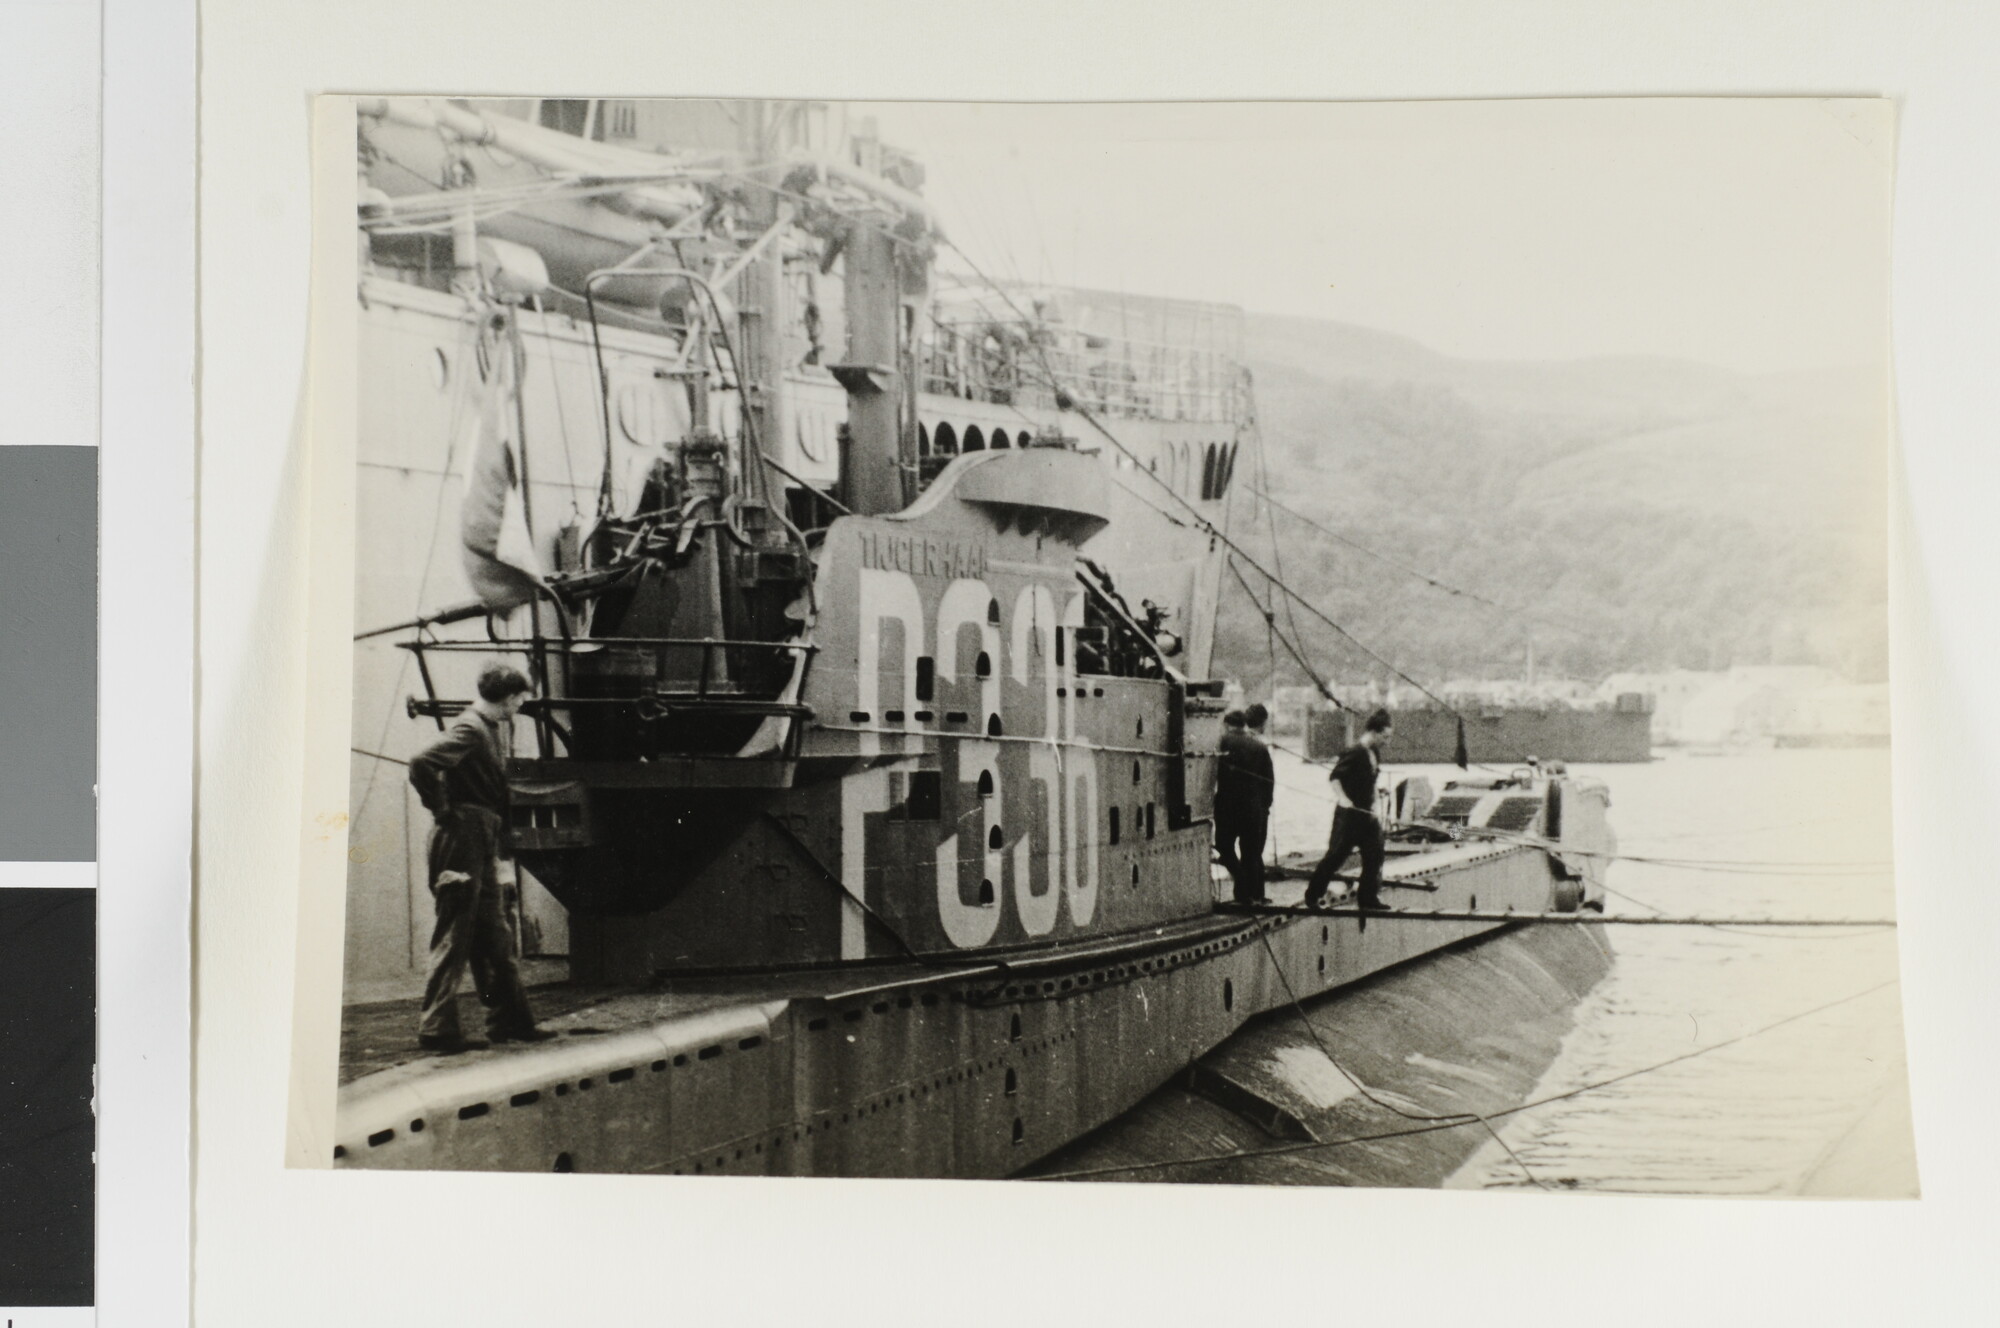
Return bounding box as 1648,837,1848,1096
333,840,1607,1179
1027,919,1615,1185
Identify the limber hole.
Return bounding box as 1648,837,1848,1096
509,1090,540,1107
456,1103,489,1121
553,1152,574,1173
807,1016,830,1031
698,1045,723,1060
739,1035,764,1050
368,1128,395,1147
608,1067,635,1084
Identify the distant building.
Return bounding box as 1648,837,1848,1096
1777,682,1891,747
1267,684,1326,737
1596,666,1864,747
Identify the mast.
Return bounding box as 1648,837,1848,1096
834,222,906,516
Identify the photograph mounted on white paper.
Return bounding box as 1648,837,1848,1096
294,95,1911,1195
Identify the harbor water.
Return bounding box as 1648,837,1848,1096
1263,743,1914,1197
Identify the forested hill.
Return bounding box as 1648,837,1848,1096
1209,313,1889,693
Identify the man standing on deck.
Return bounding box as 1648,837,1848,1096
1304,708,1394,911
1214,707,1275,904
406,661,553,1052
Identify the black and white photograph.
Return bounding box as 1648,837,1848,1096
298,94,1910,1196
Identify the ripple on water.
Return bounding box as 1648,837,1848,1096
1268,746,1915,1197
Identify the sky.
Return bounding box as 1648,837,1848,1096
854,98,1893,375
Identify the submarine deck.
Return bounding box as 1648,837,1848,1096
336,868,1407,1087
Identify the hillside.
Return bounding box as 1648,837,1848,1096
1212,314,1889,693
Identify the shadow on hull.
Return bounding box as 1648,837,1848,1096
1026,922,1614,1186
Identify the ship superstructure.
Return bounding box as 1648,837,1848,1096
334,98,1615,1178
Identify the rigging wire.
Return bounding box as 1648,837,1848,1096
528,299,584,521
919,234,1604,776
932,296,1535,762
352,311,486,825
1251,418,1313,699
1029,976,1902,1182
1250,484,1602,640
1226,558,1348,712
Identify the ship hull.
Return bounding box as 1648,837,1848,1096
1310,706,1654,764
333,839,1598,1178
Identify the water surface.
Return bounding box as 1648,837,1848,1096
1265,744,1912,1197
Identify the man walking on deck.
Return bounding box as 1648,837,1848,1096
407,661,553,1052
1214,707,1275,904
1305,708,1394,911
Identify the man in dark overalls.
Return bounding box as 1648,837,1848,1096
1214,708,1275,904
407,661,551,1052
1305,708,1394,911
